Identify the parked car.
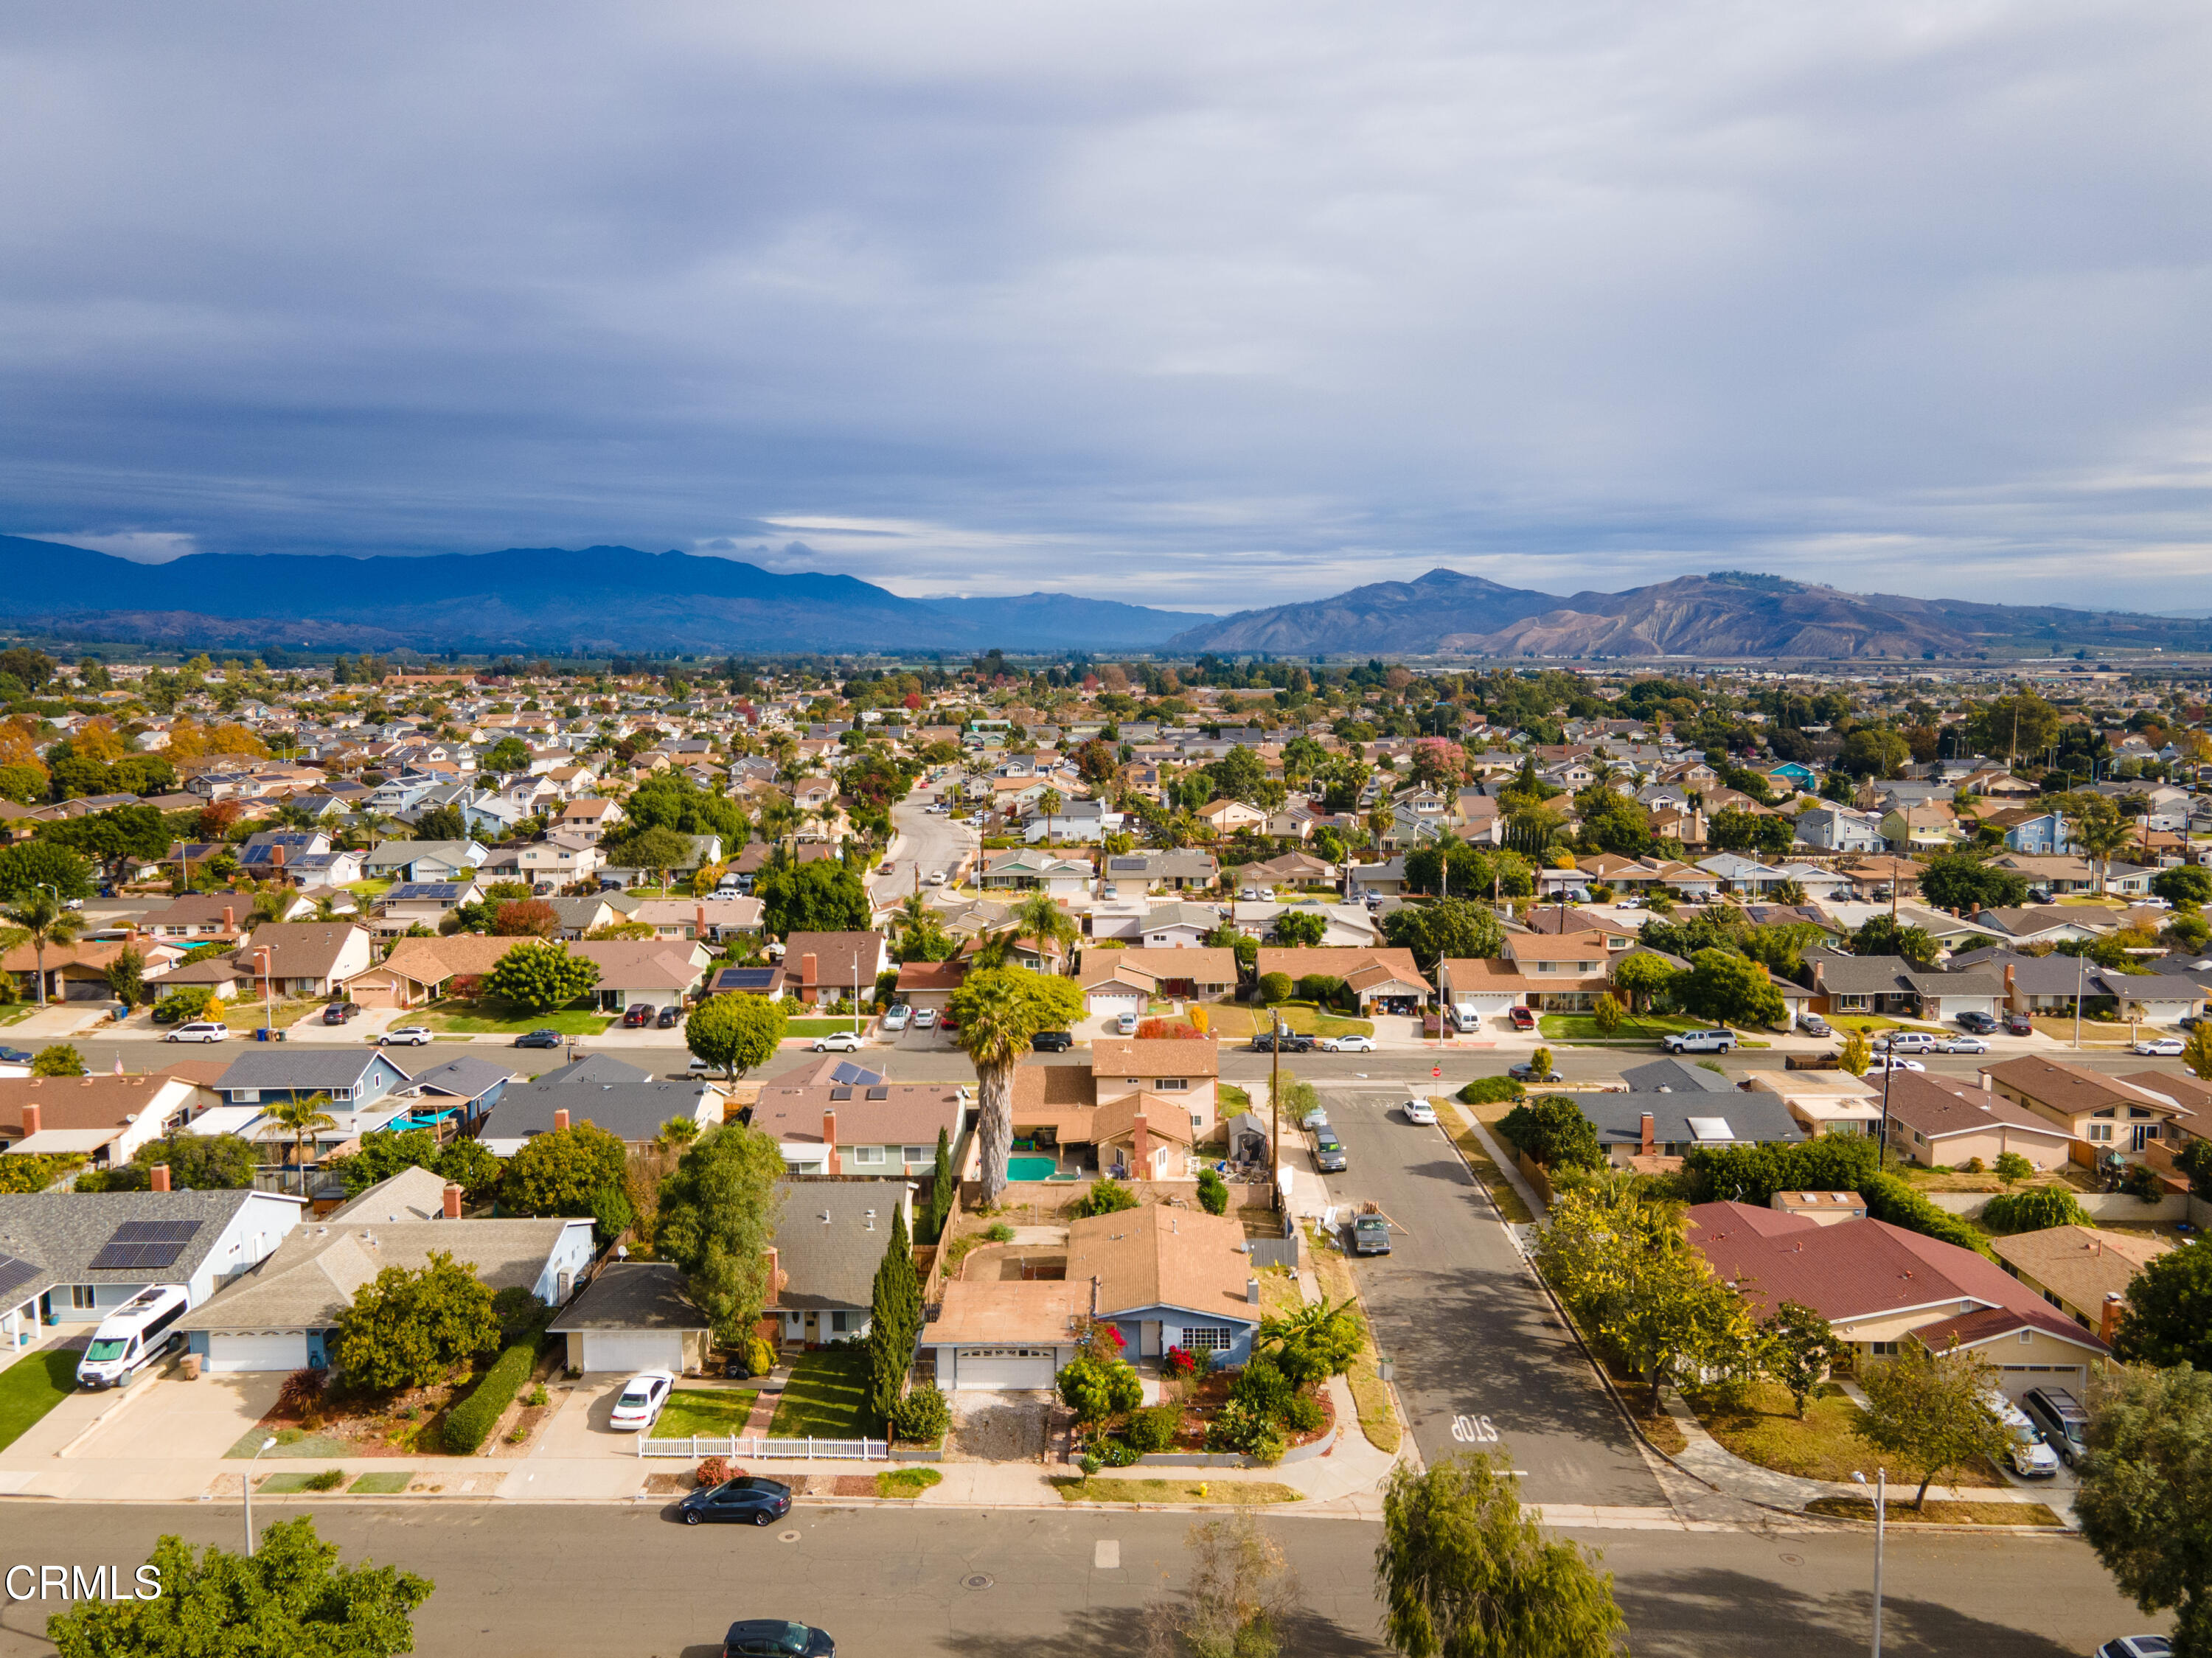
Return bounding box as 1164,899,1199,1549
1662,1029,1736,1054
678,1477,798,1529
1507,1061,1554,1081
911,1008,939,1031
1240,887,1262,901
2006,1011,2034,1037
162,1022,229,1044
1099,883,1119,901
515,1028,564,1049
1956,1011,2000,1034
1300,1104,1329,1130
2133,1037,2187,1056
1113,1011,1139,1037
1937,1035,1990,1054
1614,895,1645,910
1403,1098,1437,1126
1251,1031,1314,1053
1312,1127,1346,1172
1031,1030,1074,1052
1508,1006,1537,1032
1983,1390,2061,1479
1795,1014,1832,1037
1351,1214,1391,1255
658,1005,683,1028
880,1004,911,1032
2020,1385,2090,1467
812,1031,863,1053
0,1046,31,1065
1874,1031,1937,1054
2093,1640,2173,1658
379,1026,435,1047
1319,1034,1374,1053
1864,1055,1925,1073
622,1004,658,1028
608,1369,675,1432
321,1001,361,1025
719,1617,831,1655
925,871,947,886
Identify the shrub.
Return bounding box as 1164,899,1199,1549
1994,1152,2034,1185
277,1367,328,1429
985,1222,1015,1242
1097,1437,1143,1467
1284,1393,1326,1435
153,987,216,1025
1294,974,1344,1007
505,1427,528,1444
1964,1156,1986,1175
1079,1451,1103,1477
440,1337,540,1454
2122,1163,2163,1203
696,1455,732,1488
523,1383,549,1408
1458,1076,1526,1106
1230,1356,1293,1421
1074,1178,1138,1219
1257,972,1293,1004
1205,1399,1287,1463
1164,1345,1199,1379
1982,1185,2090,1234
891,1384,951,1444
1860,1172,1991,1253
1195,1167,1228,1216
1126,1404,1183,1455
302,1469,346,1491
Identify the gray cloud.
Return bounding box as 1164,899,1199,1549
0,0,2206,611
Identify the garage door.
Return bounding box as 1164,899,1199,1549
206,1332,310,1373
580,1331,684,1373
1087,992,1143,1020
952,1348,1055,1390
1994,1362,2085,1402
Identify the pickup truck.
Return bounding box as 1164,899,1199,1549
1662,1029,1736,1054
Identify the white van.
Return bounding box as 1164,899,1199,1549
77,1285,190,1389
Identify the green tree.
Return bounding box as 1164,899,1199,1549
655,1122,787,1342
950,966,1085,1205
257,1092,338,1194
1982,1185,2090,1234
1837,728,1910,779
45,1518,432,1658
1919,854,2031,914
103,944,147,1008
1006,888,1079,963
683,993,788,1079
324,1129,502,1203
1677,948,1786,1028
1057,1328,1144,1425
1709,809,1794,857
1854,1340,2008,1510
618,824,694,890
755,857,871,936
1849,914,1938,968
922,1126,956,1244
2075,1364,2212,1656
1268,908,1327,947
1838,1028,1872,1077
333,1250,501,1394
2184,1023,2212,1085
1256,1295,1364,1390
501,1119,632,1243
1609,950,1675,1015
1760,1300,1837,1418
0,840,95,902
3,890,87,1007
865,1206,922,1426
1590,992,1624,1035
410,804,470,843
2152,865,2212,910
482,940,599,1013
31,1043,88,1076
2110,1242,2212,1370
485,736,533,775
1380,896,1504,972
1495,1096,1604,1171
1374,1452,1627,1658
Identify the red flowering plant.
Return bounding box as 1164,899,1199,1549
1163,1346,1197,1379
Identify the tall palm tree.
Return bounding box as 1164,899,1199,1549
950,972,1064,1206
1,893,84,1008
1007,890,1078,974
259,1091,338,1195
2072,804,2133,897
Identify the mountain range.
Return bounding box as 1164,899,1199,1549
0,536,2203,659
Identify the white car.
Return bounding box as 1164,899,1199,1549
379,1026,435,1047
1865,1055,1926,1073
608,1369,675,1432
813,1031,864,1053
925,871,947,886
1320,1034,1376,1053
1113,1012,1139,1037
911,1007,938,1031
162,1021,229,1043
1403,1099,1438,1126
2133,1037,2187,1056
1937,1035,1990,1055
880,1004,911,1032
1614,895,1645,910
1301,1104,1330,1130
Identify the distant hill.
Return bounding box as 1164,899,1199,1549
0,537,1210,653
1170,569,2212,658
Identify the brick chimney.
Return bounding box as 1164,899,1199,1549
223,905,235,933
695,904,706,940
2101,1292,2124,1344
764,1246,780,1307
150,1163,170,1191
1811,960,1825,992
19,1103,41,1140
554,1107,570,1132
442,1182,463,1220
272,843,286,868
801,952,818,992
1132,1112,1151,1171
1639,1112,1655,1156
822,1109,838,1165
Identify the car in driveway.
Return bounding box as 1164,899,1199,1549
163,1022,229,1043
321,1001,361,1025
1983,1390,2060,1478
608,1368,675,1432
622,1004,658,1028
1319,1034,1375,1053
2020,1385,2090,1466
379,1025,435,1047
1956,1010,2000,1034
657,1005,683,1028
812,1031,863,1053
1508,1005,1537,1032
1935,1035,1990,1054
1031,1029,1073,1052
1312,1126,1346,1171
514,1028,564,1049
1112,1011,1139,1037
1351,1214,1392,1255
1795,1012,1832,1037
911,1007,938,1031
678,1477,798,1530
1239,887,1262,901
1402,1098,1437,1126
2006,1011,2034,1037
720,1616,831,1655
2133,1036,2187,1056
880,1004,911,1032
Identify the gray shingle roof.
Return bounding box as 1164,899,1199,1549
0,1190,275,1296
480,1060,716,1144
1578,1086,1806,1149
1620,1058,1738,1095
769,1182,897,1312
547,1261,710,1333
399,1056,515,1103
213,1051,410,1094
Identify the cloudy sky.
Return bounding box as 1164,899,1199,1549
1,1,2206,613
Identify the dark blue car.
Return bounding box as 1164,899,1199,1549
680,1474,793,1527
722,1620,832,1657
0,1047,31,1065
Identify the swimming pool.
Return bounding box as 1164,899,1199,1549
1007,1155,1060,1182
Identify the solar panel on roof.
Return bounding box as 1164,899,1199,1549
91,1219,201,1270
111,1220,202,1245
0,1253,39,1303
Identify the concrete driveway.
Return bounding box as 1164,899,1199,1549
84,1372,284,1460
534,1378,635,1458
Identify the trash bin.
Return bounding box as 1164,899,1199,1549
255,1027,271,1042
181,1354,201,1382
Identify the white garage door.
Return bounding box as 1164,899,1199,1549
953,1348,1056,1390
1088,992,1144,1020
580,1331,684,1374
206,1332,310,1373
1994,1362,2086,1403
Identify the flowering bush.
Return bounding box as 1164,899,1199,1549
696,1456,735,1488
1164,1346,1197,1379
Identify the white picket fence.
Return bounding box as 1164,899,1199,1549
637,1434,888,1461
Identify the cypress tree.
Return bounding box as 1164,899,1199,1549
866,1205,922,1425
925,1127,955,1243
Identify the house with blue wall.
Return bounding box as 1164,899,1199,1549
1067,1205,1261,1368
212,1049,412,1110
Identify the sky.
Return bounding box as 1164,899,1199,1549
1,1,2208,616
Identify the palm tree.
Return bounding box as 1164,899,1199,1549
258,1091,338,1195
951,973,1056,1206
2,893,84,1008
248,888,291,926
2072,804,2133,897
1007,890,1079,974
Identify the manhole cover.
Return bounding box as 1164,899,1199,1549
1778,1554,1804,1565
778,1530,801,1543
964,1574,994,1591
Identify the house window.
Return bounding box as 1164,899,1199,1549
557,1271,571,1300
71,1285,97,1311
1152,1079,1189,1092
903,1146,928,1164
1191,1113,1205,1132
1866,1341,1899,1356
832,1312,850,1334
1183,1326,1232,1352
232,1090,260,1104
2087,1124,2113,1142
2020,1330,2034,1344
852,1145,886,1166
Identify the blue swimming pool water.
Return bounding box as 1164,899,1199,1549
1007,1155,1059,1182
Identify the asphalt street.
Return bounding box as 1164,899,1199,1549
868,791,976,908
1311,1084,1666,1510
0,1502,2155,1657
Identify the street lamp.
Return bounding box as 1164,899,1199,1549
246,1435,279,1556
1851,1469,1887,1657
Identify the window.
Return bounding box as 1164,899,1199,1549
232,1089,260,1104
2020,1330,2035,1344
2087,1124,2113,1142
1183,1326,1232,1352
832,1311,850,1334
903,1146,928,1164
1191,1113,1205,1132
557,1271,571,1301
71,1285,97,1311
1866,1341,1899,1356
852,1145,886,1166
1152,1078,1189,1092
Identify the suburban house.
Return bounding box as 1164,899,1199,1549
1076,947,1239,1022
748,1056,969,1179
363,839,490,882
977,849,1093,895
1195,799,1268,837
1252,947,1428,1014
1008,1039,1222,1179
553,797,626,842
569,938,713,1014
1105,851,1219,892
1686,1199,2111,1401
1130,902,1222,950
920,1278,1086,1391
547,1260,712,1375
135,894,253,941
1875,1071,2078,1170
383,1055,518,1136
234,922,376,999
1991,1224,2168,1334
779,931,891,1006
2,938,141,1006
1067,1205,1261,1365
1021,798,1122,843
210,1049,412,1111
1746,1071,1885,1140
766,1180,914,1348
344,934,518,1009
518,834,606,889
0,1074,201,1170
1981,1057,2193,1163
1800,950,2006,1025
625,898,765,944
173,1170,593,1372
1575,1060,1808,1163
476,1055,723,1157
369,882,485,937
0,1185,307,1352
890,960,963,1012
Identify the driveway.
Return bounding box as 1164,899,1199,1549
1313,1084,1665,1508
82,1372,282,1460
533,1379,633,1459
946,1390,1052,1463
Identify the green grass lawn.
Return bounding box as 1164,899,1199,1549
0,1004,37,1029
1216,1003,1374,1039
226,1424,351,1459
1219,1084,1253,1113
1688,1382,2006,1486
875,1466,942,1499
347,1471,414,1494
1826,1014,1945,1036
0,1346,80,1452
419,1000,613,1035
785,1018,871,1037
257,1469,347,1494
655,1388,758,1439
1054,1477,1302,1505
1537,1011,1706,1043
768,1350,874,1439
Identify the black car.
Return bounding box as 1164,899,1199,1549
722,1620,833,1658
657,1005,683,1028
2005,1011,2034,1037
1030,1030,1074,1052
1955,1011,1999,1034
681,1475,795,1528
1251,1031,1315,1053
514,1028,563,1049
321,1001,361,1025
1313,1127,1346,1172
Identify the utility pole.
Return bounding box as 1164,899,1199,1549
2073,948,2085,1052
1851,1469,1888,1657
1269,1007,1283,1214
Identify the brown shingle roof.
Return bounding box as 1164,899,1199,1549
1090,1038,1220,1079
1984,1056,2183,1118
1253,946,1424,984
925,1278,1085,1345
1989,1225,2167,1317
1065,1205,1256,1322
1879,1071,2076,1143
371,934,519,989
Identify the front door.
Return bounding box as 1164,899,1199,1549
1140,1320,1162,1358
804,1312,820,1344
2134,1124,2159,1153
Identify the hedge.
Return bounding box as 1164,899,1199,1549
1860,1172,1991,1254
1982,1185,2090,1235
441,1337,540,1453
1458,1076,1527,1106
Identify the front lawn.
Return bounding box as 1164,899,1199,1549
1825,1014,1945,1036
1217,1003,1374,1039
875,1466,942,1499
655,1388,757,1440
1806,1496,2062,1526
768,1350,874,1439
784,1018,872,1037
0,1346,80,1452
1688,1381,2006,1486
0,1004,37,1029
419,1000,613,1035
1537,1011,1709,1043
